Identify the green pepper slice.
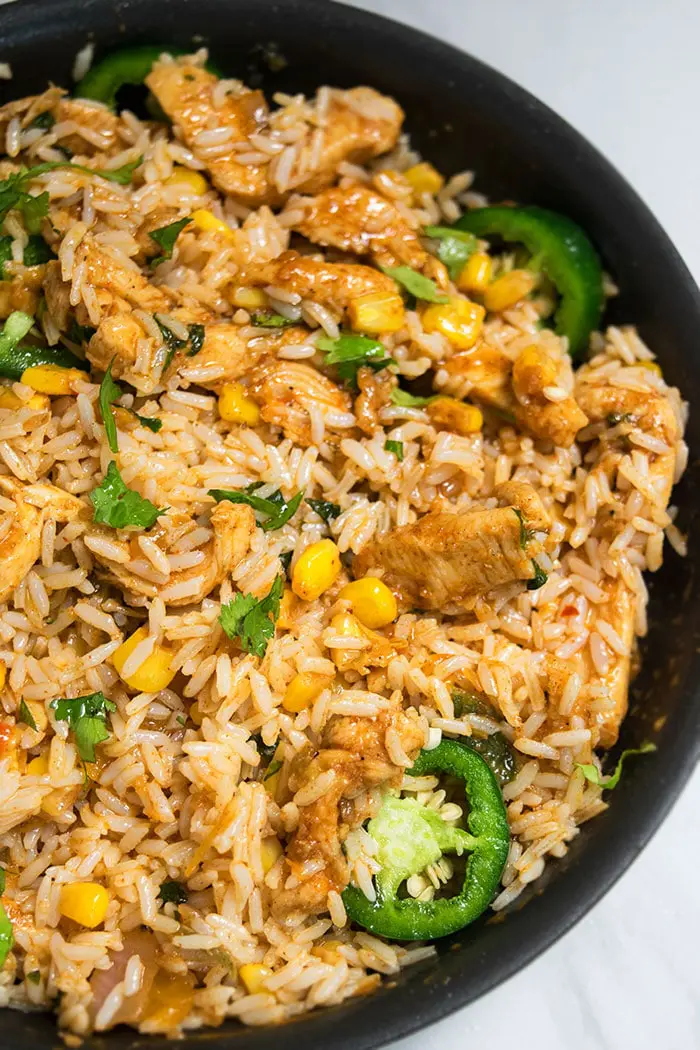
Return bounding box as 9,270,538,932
455,205,604,357
75,46,221,113
0,311,88,381
342,740,510,941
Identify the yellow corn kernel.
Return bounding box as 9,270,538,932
59,882,110,928
228,285,267,310
164,167,208,195
427,396,483,436
292,539,341,602
189,701,203,726
638,360,662,376
277,586,297,631
338,577,397,629
483,269,536,312
283,671,332,713
144,971,195,1030
0,663,5,690
239,963,272,995
0,388,49,412
260,835,283,874
191,208,234,240
112,626,175,692
403,162,444,197
21,365,84,396
457,251,492,293
218,382,260,426
348,290,405,334
328,611,365,671
27,753,49,776
421,298,485,350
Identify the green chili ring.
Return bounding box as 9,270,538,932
75,46,222,113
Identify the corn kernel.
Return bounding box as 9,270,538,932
427,396,483,436
328,611,365,671
27,753,49,776
228,285,267,310
239,963,272,995
0,388,48,412
421,298,485,350
457,251,492,294
638,360,662,376
144,971,195,1030
277,586,297,631
112,626,175,692
403,162,444,197
483,269,536,312
338,577,397,629
348,290,405,334
218,382,260,426
260,836,283,874
292,539,341,602
0,663,5,691
21,365,84,396
164,167,208,195
59,882,110,928
283,671,332,713
191,208,235,240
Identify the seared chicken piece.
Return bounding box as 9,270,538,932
79,240,170,315
272,704,425,919
243,250,397,312
86,502,255,607
135,207,183,260
0,478,84,603
42,260,73,331
354,366,397,435
575,372,681,507
247,358,351,446
584,576,636,748
440,343,515,414
0,88,121,155
353,481,550,610
0,265,44,320
512,344,588,448
146,63,403,206
290,183,428,271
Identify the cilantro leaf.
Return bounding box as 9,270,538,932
186,323,205,357
209,486,303,532
29,111,55,131
66,319,96,345
527,561,548,591
316,333,391,387
424,225,478,280
20,192,49,235
157,319,205,370
26,970,41,984
219,575,284,658
132,410,162,433
390,388,436,408
98,359,122,454
380,264,449,303
50,692,116,762
250,310,296,328
22,234,56,267
18,699,37,731
576,742,656,791
158,880,188,905
149,216,191,267
384,439,404,461
0,236,12,279
0,896,12,968
90,461,166,530
305,498,341,523
264,759,282,781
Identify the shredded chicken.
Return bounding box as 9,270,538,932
440,343,515,413
0,478,83,602
272,704,425,919
353,482,550,610
86,502,255,607
79,239,171,315
354,366,397,435
512,344,588,448
243,249,397,313
247,357,351,446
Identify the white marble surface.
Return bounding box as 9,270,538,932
341,0,700,1047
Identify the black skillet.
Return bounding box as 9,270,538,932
0,1,698,1047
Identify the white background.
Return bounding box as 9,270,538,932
342,1,700,1047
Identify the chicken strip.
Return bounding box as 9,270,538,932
85,502,255,607
440,343,515,414
79,240,170,315
247,357,351,446
243,250,397,313
353,481,550,610
0,478,84,603
512,344,588,448
272,704,425,919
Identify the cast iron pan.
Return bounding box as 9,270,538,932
0,1,698,1047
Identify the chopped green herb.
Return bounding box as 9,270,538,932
18,699,38,731
390,388,436,408
513,508,535,550
22,234,55,267
279,550,293,573
29,111,55,131
209,485,303,532
527,561,548,591
0,236,12,279
66,319,96,345
384,439,404,461
98,359,122,454
264,758,282,781
149,216,192,267
157,319,205,369
0,868,5,894
462,733,517,786
158,880,188,905
452,691,492,718
253,733,277,763
250,310,296,328
132,410,162,433
305,498,341,523
0,873,12,967
316,333,391,387
0,311,83,379
380,264,449,303
219,575,284,658
26,969,41,984
186,322,205,357
90,461,166,530
176,714,186,727
50,692,116,762
424,225,478,280
576,742,656,790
